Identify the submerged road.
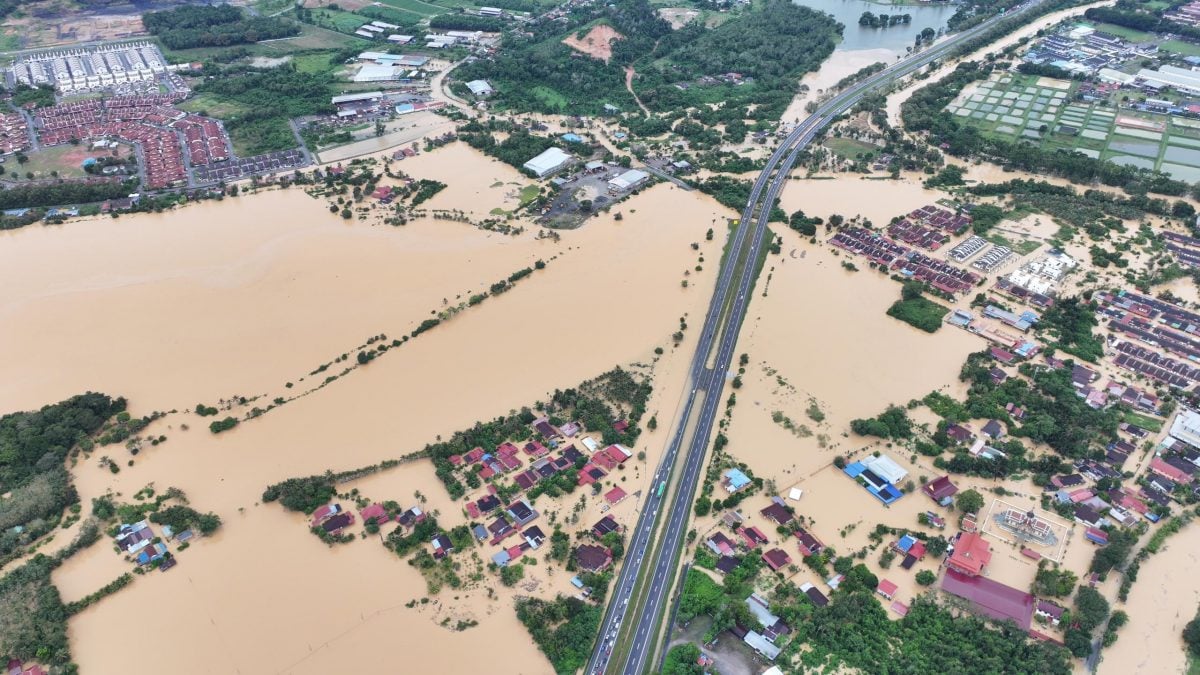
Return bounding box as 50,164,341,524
587,3,1051,673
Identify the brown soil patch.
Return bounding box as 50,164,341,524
656,7,699,30
562,24,624,63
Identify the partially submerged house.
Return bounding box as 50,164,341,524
762,548,792,571
922,476,958,506
946,532,991,577
575,544,613,572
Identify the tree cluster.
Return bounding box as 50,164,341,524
143,5,300,50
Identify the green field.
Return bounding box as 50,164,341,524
531,85,568,110
178,93,253,118
312,8,372,32
1090,22,1200,56
16,143,134,180
377,0,443,16
291,51,339,75
1091,22,1153,42
823,136,882,160
946,73,1200,181
1124,411,1164,433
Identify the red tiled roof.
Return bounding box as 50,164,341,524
604,486,627,505
877,579,898,597
940,569,1034,630
947,532,991,577
922,476,958,501
762,548,792,570
360,504,387,524
1150,457,1192,484
739,526,768,548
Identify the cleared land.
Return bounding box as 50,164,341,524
562,24,624,63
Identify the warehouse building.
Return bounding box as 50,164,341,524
523,147,572,178
608,169,649,193
466,79,494,96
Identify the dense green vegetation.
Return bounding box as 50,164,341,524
459,122,558,174
662,644,704,674
0,469,75,563
1184,603,1200,657
10,84,55,108
1034,563,1078,598
0,393,124,493
936,351,1122,469
785,590,1071,672
1084,4,1200,45
0,555,70,667
850,405,914,440
1065,585,1111,657
144,5,300,50
455,0,840,115
149,505,222,535
0,180,137,211
967,179,1184,239
887,281,949,333
515,595,602,674
408,179,447,207
1040,296,1104,363
193,66,332,155
696,175,786,221
261,473,337,513
429,15,507,31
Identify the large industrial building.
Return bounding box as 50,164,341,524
523,147,572,178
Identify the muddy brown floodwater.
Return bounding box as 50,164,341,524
3,155,740,673
1099,525,1200,675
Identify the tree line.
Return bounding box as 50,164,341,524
143,5,300,50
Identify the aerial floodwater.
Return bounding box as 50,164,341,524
793,0,956,52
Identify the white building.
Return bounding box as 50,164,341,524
388,34,415,44
1170,409,1200,448
479,6,502,16
523,147,572,177
466,79,494,96
1137,65,1200,95
1098,68,1135,86
354,63,398,83
332,91,384,106
860,454,908,485
608,169,649,192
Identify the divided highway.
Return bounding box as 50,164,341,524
587,4,1048,673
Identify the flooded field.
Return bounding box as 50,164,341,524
2,143,737,672
779,173,947,225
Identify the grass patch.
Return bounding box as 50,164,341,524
887,295,949,333
530,85,568,110
377,0,443,15
177,92,252,118
823,136,881,160
518,184,540,206
310,7,374,33
1162,39,1200,57
1092,22,1154,42
983,232,1042,256
291,51,340,75
1123,410,1163,433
